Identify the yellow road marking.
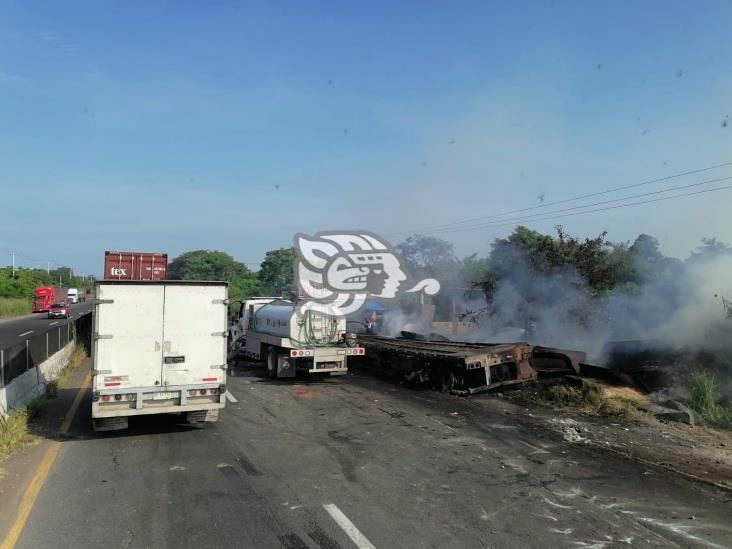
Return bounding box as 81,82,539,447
0,371,91,549
0,442,60,549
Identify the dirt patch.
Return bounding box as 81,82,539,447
498,380,732,490
505,378,648,419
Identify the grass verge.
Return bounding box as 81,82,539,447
0,397,44,463
684,371,732,429
0,297,31,319
1,345,89,465
46,346,87,397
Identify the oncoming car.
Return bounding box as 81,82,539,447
48,303,71,319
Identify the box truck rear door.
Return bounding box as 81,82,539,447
161,284,227,386
96,283,165,388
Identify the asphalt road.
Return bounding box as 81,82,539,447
5,362,732,549
0,302,93,348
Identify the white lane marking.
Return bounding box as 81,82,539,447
18,330,34,337
225,391,238,403
49,322,59,326
323,503,376,549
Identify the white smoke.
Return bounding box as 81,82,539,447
651,254,732,349
468,252,732,362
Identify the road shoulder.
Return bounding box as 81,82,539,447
0,357,90,542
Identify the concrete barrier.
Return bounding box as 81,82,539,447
0,340,79,417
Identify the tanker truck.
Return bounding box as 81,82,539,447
227,298,364,378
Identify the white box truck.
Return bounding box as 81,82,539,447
227,298,364,378
91,280,228,432
67,288,79,304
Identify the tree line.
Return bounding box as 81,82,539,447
168,248,297,303
0,267,94,300
397,228,731,294
5,229,726,312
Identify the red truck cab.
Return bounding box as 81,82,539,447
33,287,69,313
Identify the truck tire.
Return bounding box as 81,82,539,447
266,347,279,379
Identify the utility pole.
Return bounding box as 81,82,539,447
11,251,15,277
47,262,50,274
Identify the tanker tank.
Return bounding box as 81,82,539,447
252,301,346,346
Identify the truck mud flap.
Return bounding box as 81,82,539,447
93,417,129,432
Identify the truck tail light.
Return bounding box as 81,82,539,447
199,389,207,395
188,389,197,397
101,395,110,402
114,394,122,401
290,350,297,357
209,388,218,395
126,394,136,401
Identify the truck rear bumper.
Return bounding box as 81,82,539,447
92,384,226,419
92,401,224,418
307,365,348,374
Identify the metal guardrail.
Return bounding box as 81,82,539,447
0,312,92,388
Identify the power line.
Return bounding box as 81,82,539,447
1,247,84,280
427,183,732,236
424,175,732,234
386,161,732,237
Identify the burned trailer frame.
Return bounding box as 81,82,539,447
356,335,584,394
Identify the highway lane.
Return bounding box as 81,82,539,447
6,363,732,549
0,302,93,349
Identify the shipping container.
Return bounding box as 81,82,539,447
103,251,168,281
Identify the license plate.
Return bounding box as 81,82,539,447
153,392,176,400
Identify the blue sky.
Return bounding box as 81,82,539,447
1,1,731,276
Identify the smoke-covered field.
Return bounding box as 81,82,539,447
388,231,732,365
473,253,732,361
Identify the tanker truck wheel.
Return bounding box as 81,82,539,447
266,347,279,379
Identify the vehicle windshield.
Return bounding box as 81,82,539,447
50,304,64,309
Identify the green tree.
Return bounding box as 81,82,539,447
395,235,457,274
459,254,493,292
168,250,261,300
0,266,94,299
258,248,296,296
629,234,664,263
486,225,618,295
689,237,732,262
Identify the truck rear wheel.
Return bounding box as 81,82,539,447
266,347,279,379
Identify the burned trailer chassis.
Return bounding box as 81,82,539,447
356,336,584,395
